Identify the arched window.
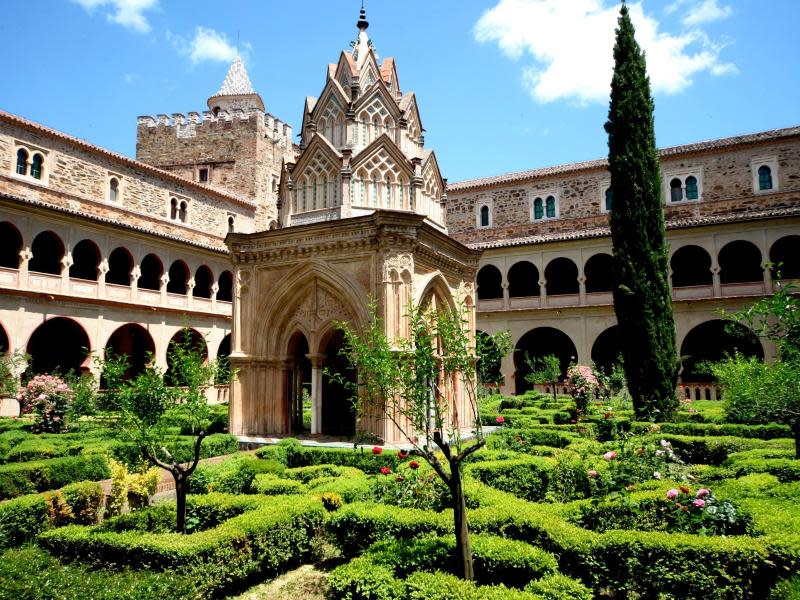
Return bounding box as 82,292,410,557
604,187,613,212
109,178,119,202
0,222,22,269
758,165,773,191
138,254,163,291
398,180,404,208
476,265,503,300
30,154,44,180
194,266,214,299
671,245,712,287
15,149,28,176
545,257,579,295
167,261,189,295
685,176,698,200
312,179,318,209
480,205,490,227
178,201,188,223
333,175,339,206
769,235,800,280
217,270,233,302
508,261,540,297
719,240,762,284
670,178,683,202
533,197,544,220
323,175,328,208
29,231,64,275
69,239,100,281
302,182,307,211
385,176,392,208
371,175,378,207
545,195,556,218
227,215,235,233
584,253,614,293
106,247,133,286
170,198,178,220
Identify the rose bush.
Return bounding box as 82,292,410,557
18,375,72,433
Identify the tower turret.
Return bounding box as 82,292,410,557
207,56,265,113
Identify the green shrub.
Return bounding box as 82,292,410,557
326,556,404,600
255,439,402,473
0,493,48,548
723,451,800,482
466,458,552,502
38,493,325,596
655,434,775,465
770,576,800,599
59,481,103,525
633,422,792,440
252,473,305,495
0,545,199,600
404,570,541,600
524,572,593,600
0,454,109,499
305,474,375,503
188,454,274,494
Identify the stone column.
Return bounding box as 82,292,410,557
501,282,510,310
539,279,547,306
160,272,169,304
499,351,516,396
711,264,721,297
98,259,109,300
762,262,773,294
187,277,196,309
18,248,32,289
61,253,73,288
578,275,587,306
307,353,326,435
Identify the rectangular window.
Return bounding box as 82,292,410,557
198,168,209,183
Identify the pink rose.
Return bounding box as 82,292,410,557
693,498,705,508
603,451,617,461
667,488,680,500
588,469,598,478
696,488,710,499
495,416,505,424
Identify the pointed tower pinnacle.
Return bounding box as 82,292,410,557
207,56,265,113
353,4,371,69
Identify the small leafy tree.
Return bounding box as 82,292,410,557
525,354,561,401
715,276,800,457
475,330,513,388
102,331,218,533
0,350,28,397
335,300,488,580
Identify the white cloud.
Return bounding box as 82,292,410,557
168,27,251,64
474,0,736,105
72,0,157,33
682,0,733,26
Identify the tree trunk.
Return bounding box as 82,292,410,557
450,464,474,581
552,383,557,402
174,472,187,534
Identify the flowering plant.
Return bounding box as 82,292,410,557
18,374,72,432
373,461,448,511
567,364,598,415
664,486,742,535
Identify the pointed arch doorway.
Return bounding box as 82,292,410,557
287,332,311,433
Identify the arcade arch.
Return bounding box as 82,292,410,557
69,239,100,281
671,245,712,287
29,231,64,275
544,258,579,295
769,235,800,280
584,253,613,293
680,320,762,382
476,265,502,300
719,241,762,284
27,317,90,376
0,222,22,269
104,324,155,381
508,261,539,297
513,327,577,395
591,325,623,375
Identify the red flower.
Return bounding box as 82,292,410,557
398,449,409,460
495,416,505,424
380,466,391,475
409,460,420,470
680,486,691,494
603,412,612,419
395,475,405,482
372,446,383,455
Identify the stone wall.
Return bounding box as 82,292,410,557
446,133,800,245
1,116,256,246
136,110,296,230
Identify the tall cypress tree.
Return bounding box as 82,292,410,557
605,3,678,420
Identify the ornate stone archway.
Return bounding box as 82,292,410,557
226,211,480,443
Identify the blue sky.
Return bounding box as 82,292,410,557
4,1,799,183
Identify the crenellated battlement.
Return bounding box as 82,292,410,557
136,109,293,141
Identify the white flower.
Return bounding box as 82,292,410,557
660,440,669,448
653,471,661,480
655,450,664,457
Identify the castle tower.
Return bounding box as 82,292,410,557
136,56,296,231
278,6,448,231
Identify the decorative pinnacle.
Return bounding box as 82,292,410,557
212,56,256,98
356,4,369,30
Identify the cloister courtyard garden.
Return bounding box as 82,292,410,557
0,292,798,600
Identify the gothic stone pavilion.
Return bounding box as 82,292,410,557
0,8,798,435
227,10,480,441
